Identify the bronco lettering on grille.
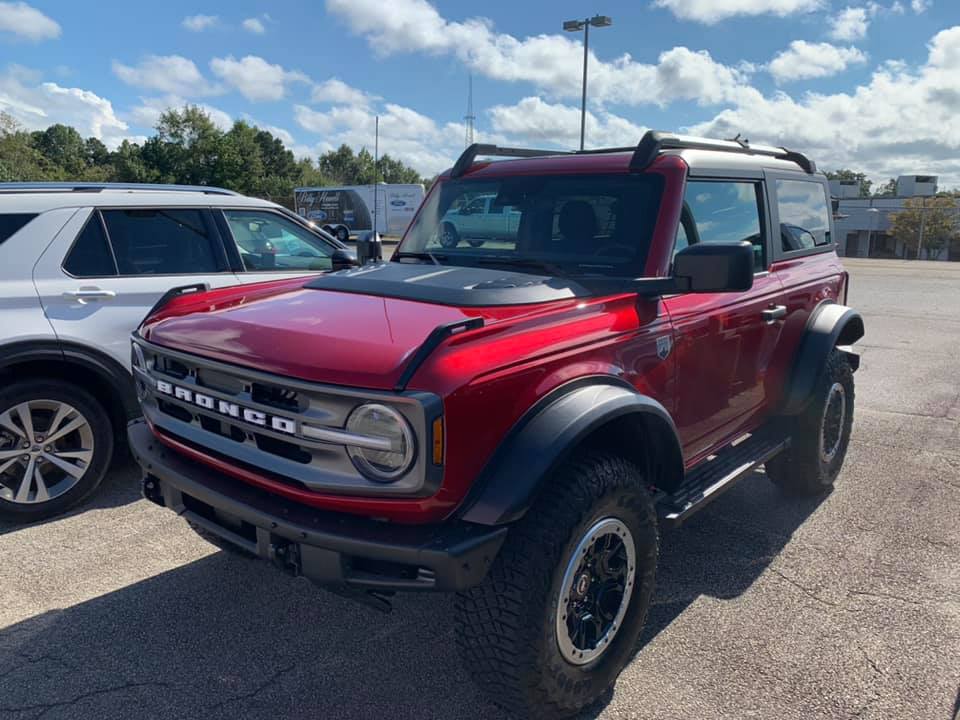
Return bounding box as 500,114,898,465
155,379,297,435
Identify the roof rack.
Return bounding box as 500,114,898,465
629,131,816,174
449,131,816,178
0,182,240,196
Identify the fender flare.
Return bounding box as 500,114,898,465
460,379,684,526
0,340,139,422
780,303,864,416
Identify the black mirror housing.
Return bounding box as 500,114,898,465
356,231,383,265
672,242,754,293
330,248,358,271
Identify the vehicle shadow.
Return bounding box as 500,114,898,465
0,470,824,720
0,457,142,537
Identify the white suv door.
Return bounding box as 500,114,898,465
33,206,242,371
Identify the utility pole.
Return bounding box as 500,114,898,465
373,115,379,236
464,74,475,147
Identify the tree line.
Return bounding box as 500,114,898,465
0,106,427,208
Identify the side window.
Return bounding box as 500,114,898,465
775,180,832,252
63,212,117,277
101,209,221,276
223,210,333,272
0,213,37,245
680,181,765,271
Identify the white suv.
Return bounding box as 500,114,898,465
0,182,356,522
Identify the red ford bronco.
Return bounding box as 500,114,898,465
129,132,863,719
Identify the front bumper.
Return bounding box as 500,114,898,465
128,420,506,592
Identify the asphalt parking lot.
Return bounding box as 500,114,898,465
1,258,958,720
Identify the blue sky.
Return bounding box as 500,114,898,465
1,1,960,185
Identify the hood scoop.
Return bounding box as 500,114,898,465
305,261,590,307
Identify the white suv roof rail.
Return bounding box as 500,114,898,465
0,182,240,196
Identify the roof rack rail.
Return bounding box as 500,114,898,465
0,182,241,196
450,144,572,178
629,131,816,174
448,132,816,178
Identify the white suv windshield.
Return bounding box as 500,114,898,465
399,173,664,277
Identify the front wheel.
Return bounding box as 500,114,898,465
439,222,459,249
766,349,855,495
455,453,658,719
0,380,113,523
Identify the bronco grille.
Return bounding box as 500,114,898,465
131,337,440,497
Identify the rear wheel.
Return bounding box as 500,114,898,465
0,380,113,522
766,349,855,495
439,222,459,248
455,453,658,719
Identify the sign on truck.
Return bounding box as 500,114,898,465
294,184,425,238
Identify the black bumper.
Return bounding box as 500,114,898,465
128,420,507,592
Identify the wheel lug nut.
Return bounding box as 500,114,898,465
21,454,29,461
43,446,51,452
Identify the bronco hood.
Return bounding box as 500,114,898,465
142,263,589,390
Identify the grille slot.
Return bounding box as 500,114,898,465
252,382,301,412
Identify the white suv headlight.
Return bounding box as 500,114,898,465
345,403,415,481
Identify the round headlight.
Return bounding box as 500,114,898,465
345,404,415,481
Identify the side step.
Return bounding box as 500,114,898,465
660,430,790,528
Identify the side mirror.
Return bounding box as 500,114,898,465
672,242,754,293
330,248,358,271
356,231,383,265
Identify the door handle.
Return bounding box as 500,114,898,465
62,289,117,304
762,305,787,323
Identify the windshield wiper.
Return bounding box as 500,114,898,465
394,251,446,265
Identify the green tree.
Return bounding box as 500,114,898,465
0,113,61,181
109,140,151,182
825,169,872,197
889,196,959,260
873,178,898,197
33,124,88,176
140,106,225,186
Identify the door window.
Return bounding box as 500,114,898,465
63,213,117,277
775,180,832,251
223,210,333,272
678,181,765,270
101,209,221,276
0,214,37,245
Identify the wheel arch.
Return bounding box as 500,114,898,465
0,340,138,442
459,378,684,526
780,302,864,416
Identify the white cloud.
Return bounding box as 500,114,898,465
0,1,60,41
210,55,307,102
911,0,930,12
0,67,129,146
326,0,750,107
768,41,867,82
113,55,221,97
652,0,823,23
488,96,647,147
182,14,218,32
242,17,265,34
690,26,960,185
829,7,869,40
129,96,232,131
310,78,378,107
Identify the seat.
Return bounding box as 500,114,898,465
556,200,597,253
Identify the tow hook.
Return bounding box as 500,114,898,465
270,541,300,575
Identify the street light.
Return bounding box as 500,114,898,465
563,14,612,151
866,207,879,257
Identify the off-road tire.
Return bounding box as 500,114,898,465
766,349,855,495
455,453,658,719
0,379,113,523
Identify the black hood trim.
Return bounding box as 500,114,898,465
304,262,593,306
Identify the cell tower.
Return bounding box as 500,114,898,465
464,74,475,147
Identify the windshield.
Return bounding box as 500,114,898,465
398,173,664,277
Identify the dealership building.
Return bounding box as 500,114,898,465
831,175,958,260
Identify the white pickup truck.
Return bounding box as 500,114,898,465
439,194,521,248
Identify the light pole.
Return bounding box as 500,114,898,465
563,14,612,151
866,207,879,258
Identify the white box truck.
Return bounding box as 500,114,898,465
294,184,425,242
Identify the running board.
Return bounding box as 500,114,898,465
660,431,790,528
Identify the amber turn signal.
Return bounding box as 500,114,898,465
432,417,444,465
